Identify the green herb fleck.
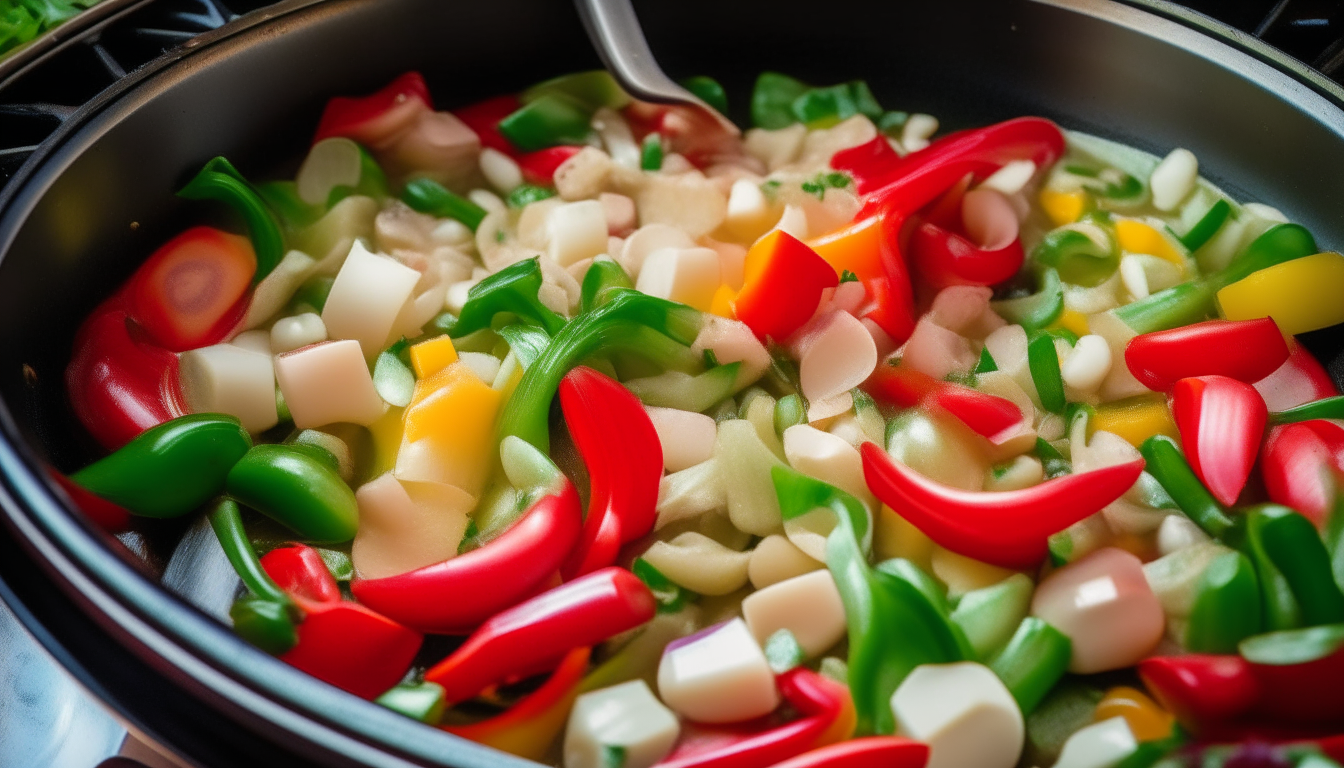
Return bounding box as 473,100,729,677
760,179,782,201
840,269,859,283
703,349,720,368
494,229,505,243
602,744,627,768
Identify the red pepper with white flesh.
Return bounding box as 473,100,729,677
312,70,433,147
558,367,662,579
516,145,583,186
423,567,655,704
906,182,1025,291
861,442,1144,568
653,668,856,768
1254,341,1340,412
864,363,1025,445
350,456,582,634
1261,419,1344,526
1125,318,1291,393
262,544,421,701
733,230,840,342
1170,375,1268,507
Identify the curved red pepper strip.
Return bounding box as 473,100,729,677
48,470,132,533
908,220,1025,290
279,596,423,700
558,366,662,579
654,668,853,768
453,94,522,156
1262,420,1344,526
350,480,582,634
864,364,1025,444
1254,341,1340,412
860,442,1144,568
1125,319,1290,393
768,737,930,768
1171,375,1268,508
423,567,654,704
831,136,902,195
259,544,342,603
312,70,432,146
517,145,583,186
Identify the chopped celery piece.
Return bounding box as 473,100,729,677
625,363,742,413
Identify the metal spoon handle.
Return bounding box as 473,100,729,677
573,0,740,135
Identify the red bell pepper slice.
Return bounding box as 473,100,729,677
860,442,1144,568
312,70,433,147
1254,341,1340,412
453,94,523,156
654,668,854,768
49,469,131,533
768,737,930,768
1170,375,1268,507
1125,318,1291,393
908,220,1025,291
125,226,255,352
830,136,902,195
350,477,582,634
864,364,1025,445
66,305,185,450
1261,419,1344,526
516,145,583,186
423,567,655,704
734,230,840,342
558,367,662,579
443,646,591,761
1138,654,1261,731
259,544,342,603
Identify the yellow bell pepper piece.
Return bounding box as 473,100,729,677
1217,251,1344,336
402,362,502,495
1039,189,1087,227
1050,309,1090,338
367,406,405,478
1095,686,1174,742
409,335,459,379
808,215,884,282
1093,393,1178,448
1115,219,1186,271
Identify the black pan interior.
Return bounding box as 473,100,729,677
0,0,1343,765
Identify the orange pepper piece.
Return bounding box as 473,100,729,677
808,216,883,282
1095,686,1174,741
735,230,839,342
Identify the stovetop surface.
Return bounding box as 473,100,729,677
0,0,1342,766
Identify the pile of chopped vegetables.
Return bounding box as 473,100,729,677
61,69,1344,768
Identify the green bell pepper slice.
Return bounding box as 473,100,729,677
375,681,448,723
1179,199,1231,252
991,268,1064,332
226,443,359,543
1219,222,1318,286
988,616,1072,715
401,177,488,232
178,156,285,283
1028,331,1067,414
1032,227,1118,288
498,93,593,152
449,257,568,338
72,414,252,519
1184,550,1262,653
1229,505,1344,629
580,258,635,314
1139,435,1234,538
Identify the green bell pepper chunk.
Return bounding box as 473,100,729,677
751,71,810,130
1028,331,1067,414
177,156,285,283
498,93,593,152
226,444,359,543
1033,227,1119,288
772,465,965,735
375,681,447,724
1230,504,1344,628
1219,222,1318,286
951,573,1035,660
449,257,568,338
1184,550,1262,653
988,617,1072,715
991,268,1064,332
72,414,252,518
506,183,556,209
230,595,298,655
522,70,630,111
1033,437,1072,480
1179,199,1231,252
680,75,729,116
790,81,882,127
1240,623,1344,665
974,347,998,374
401,177,487,232
1270,395,1344,425
640,133,663,171
1139,435,1234,538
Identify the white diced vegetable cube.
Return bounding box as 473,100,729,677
798,312,878,403
692,315,770,391
645,406,716,473
621,223,696,279
890,662,1024,768
1031,548,1165,673
724,178,774,242
635,247,721,311
564,680,679,768
742,570,846,658
901,113,939,153
270,312,327,354
548,199,609,267
179,344,277,433
274,339,386,428
1149,148,1198,212
321,241,422,359
1051,717,1138,768
782,424,871,504
230,329,272,355
657,618,779,724
747,534,823,590
352,473,472,580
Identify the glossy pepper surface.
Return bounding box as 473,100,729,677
768,737,929,768
731,230,839,342
1261,420,1344,526
864,363,1025,444
1125,319,1290,392
225,443,358,543
861,442,1144,569
178,157,285,282
312,70,432,145
1139,435,1235,538
73,413,251,518
210,498,298,655
49,470,131,533
1170,375,1268,507
558,367,662,579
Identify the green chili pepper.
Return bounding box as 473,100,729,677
640,133,664,171
226,443,358,543
498,287,701,452
1180,199,1232,252
401,177,488,232
1183,550,1262,653
1139,435,1234,538
449,258,568,338
632,557,694,613
1033,438,1071,480
177,156,285,283
991,268,1064,332
772,465,965,735
208,497,298,654
498,93,593,152
1028,331,1067,414
1271,396,1344,425
72,414,252,518
1229,505,1344,629
679,75,729,116
581,258,635,313
988,617,1072,715
1032,227,1118,288
375,681,447,723
751,71,811,130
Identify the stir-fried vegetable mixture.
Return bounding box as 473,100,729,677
62,69,1344,768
